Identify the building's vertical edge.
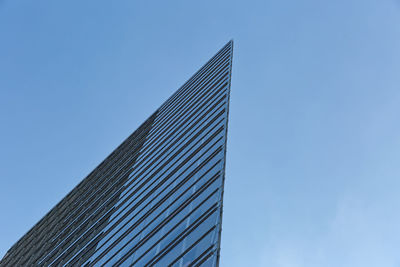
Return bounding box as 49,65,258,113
216,39,234,266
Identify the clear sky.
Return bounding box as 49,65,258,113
1,0,400,266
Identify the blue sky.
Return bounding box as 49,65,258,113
1,0,400,266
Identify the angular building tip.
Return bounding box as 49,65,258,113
1,42,233,267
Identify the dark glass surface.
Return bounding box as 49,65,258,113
0,40,232,267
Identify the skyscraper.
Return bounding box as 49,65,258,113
1,40,233,267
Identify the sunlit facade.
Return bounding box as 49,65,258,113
1,40,233,267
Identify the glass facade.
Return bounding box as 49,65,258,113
0,40,233,267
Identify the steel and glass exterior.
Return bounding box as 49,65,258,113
1,40,233,267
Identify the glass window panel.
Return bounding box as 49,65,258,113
148,209,219,266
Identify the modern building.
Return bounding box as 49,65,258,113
0,40,233,267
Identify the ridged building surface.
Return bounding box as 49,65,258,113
1,40,233,267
